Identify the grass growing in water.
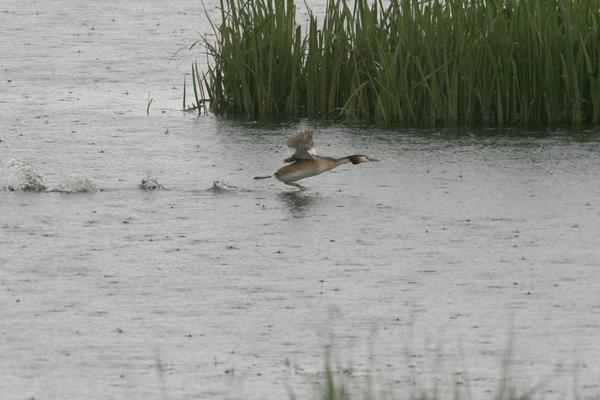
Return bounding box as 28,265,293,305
192,0,600,127
315,352,539,400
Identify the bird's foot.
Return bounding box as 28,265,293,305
285,182,307,191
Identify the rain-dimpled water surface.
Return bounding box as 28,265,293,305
1,1,600,399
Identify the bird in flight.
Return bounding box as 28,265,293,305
255,131,378,190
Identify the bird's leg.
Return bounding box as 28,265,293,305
285,182,306,191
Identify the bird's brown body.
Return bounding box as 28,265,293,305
275,156,362,183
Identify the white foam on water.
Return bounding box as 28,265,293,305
1,159,47,192
138,172,166,190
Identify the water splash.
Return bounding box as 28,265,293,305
208,179,238,193
1,159,47,192
53,177,98,193
139,172,166,190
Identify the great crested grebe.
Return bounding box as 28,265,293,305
255,131,378,190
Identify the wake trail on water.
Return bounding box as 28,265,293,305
1,160,255,194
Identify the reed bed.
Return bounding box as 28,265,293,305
314,352,537,400
192,0,600,127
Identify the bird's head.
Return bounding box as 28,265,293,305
348,155,379,164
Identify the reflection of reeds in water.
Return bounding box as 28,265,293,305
191,0,600,127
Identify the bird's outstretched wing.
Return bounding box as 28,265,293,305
284,131,315,162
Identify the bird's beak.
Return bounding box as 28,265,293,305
366,156,379,162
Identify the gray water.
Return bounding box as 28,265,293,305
2,1,600,400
